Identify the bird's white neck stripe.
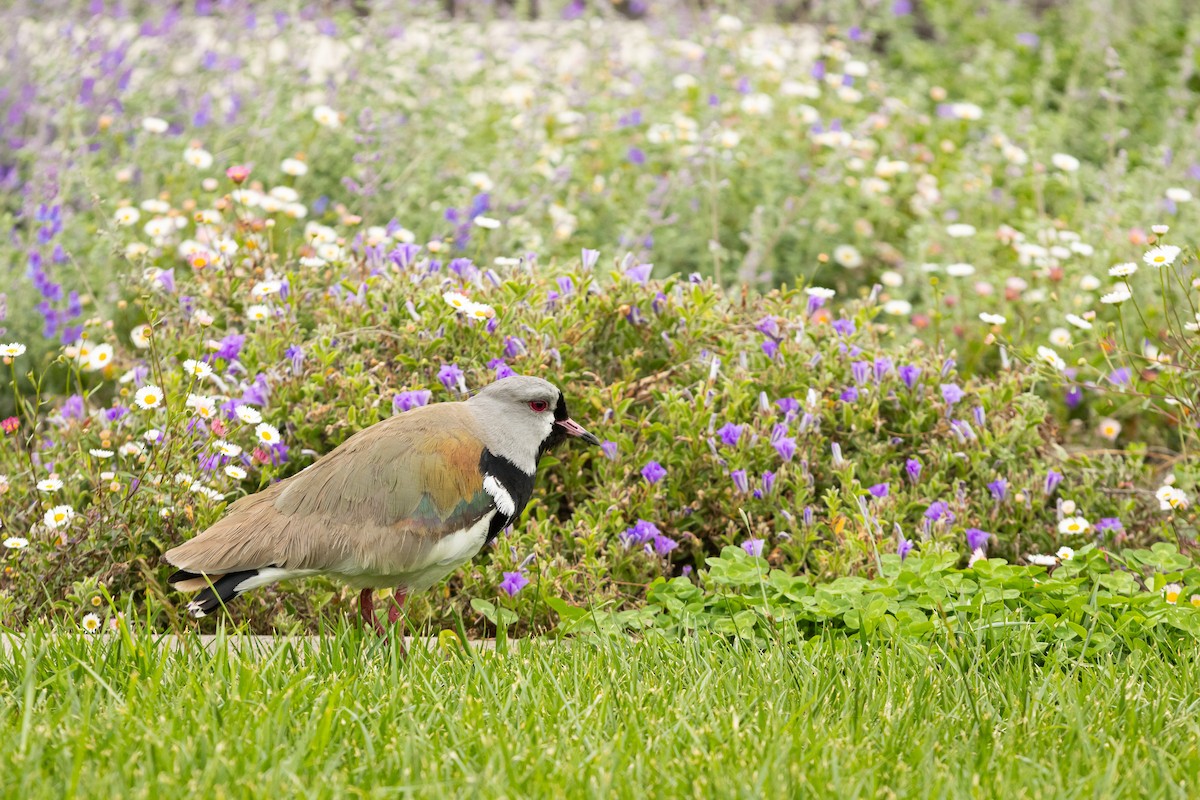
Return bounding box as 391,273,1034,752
483,475,516,517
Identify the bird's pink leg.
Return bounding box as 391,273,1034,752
359,588,386,636
388,589,409,654
387,589,407,625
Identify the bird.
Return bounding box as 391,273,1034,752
162,375,599,634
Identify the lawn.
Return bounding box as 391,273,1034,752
4,626,1198,798
2,0,1200,793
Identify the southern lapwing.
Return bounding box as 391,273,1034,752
163,376,599,633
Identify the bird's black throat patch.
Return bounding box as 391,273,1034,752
479,450,536,543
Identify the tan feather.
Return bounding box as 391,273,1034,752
163,404,493,582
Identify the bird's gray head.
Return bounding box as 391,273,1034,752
467,376,599,473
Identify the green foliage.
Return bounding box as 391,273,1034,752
609,542,1200,657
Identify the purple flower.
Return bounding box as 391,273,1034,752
940,384,965,405
924,501,954,523
61,395,86,420
839,387,859,403
761,471,776,495
905,458,922,484
777,398,800,419
891,0,912,14
898,365,921,389
392,390,432,413
873,357,894,381
972,406,986,428
1065,386,1084,408
1044,470,1063,495
987,479,1008,502
1108,368,1132,386
1015,32,1040,47
487,358,516,380
651,534,678,556
641,461,667,484
499,571,529,597
716,423,743,447
581,248,600,270
627,147,646,165
755,316,781,337
621,519,660,547
284,345,305,375
832,319,856,337
1095,517,1124,533
624,263,653,284
437,363,464,392
762,340,779,359
868,483,889,499
851,361,870,385
600,440,618,460
966,527,989,551
741,538,765,557
503,336,526,358
898,539,914,560
212,333,246,362
773,435,797,462
104,406,130,423
730,469,750,494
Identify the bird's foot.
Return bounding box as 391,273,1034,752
359,588,387,637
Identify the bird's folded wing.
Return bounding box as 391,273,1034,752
163,405,496,575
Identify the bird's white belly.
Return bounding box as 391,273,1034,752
343,511,496,591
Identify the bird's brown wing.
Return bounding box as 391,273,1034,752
162,404,497,576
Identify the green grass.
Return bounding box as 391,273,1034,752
3,623,1198,798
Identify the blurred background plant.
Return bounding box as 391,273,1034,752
0,0,1196,634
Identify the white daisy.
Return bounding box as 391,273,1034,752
36,478,63,492
805,287,836,299
183,147,213,169
224,465,247,480
114,207,140,226
979,313,1006,325
44,504,75,529
134,385,163,409
1057,516,1091,535
443,292,471,311
946,223,976,238
3,536,29,550
1143,245,1181,268
214,440,242,457
312,105,341,128
235,405,262,424
1056,546,1074,560
1048,328,1072,347
833,245,863,269
1097,418,1122,441
1100,287,1132,304
1051,153,1080,172
0,342,26,358
85,343,114,372
1065,314,1093,330
89,449,114,459
255,423,280,445
182,359,213,379
141,117,169,134
185,394,216,419
946,262,976,277
1165,187,1193,203
1108,262,1138,277
281,158,309,176
1036,346,1066,371
245,304,271,322
473,215,501,230
882,299,912,315
1026,553,1058,567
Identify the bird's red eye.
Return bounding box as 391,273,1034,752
529,400,549,413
